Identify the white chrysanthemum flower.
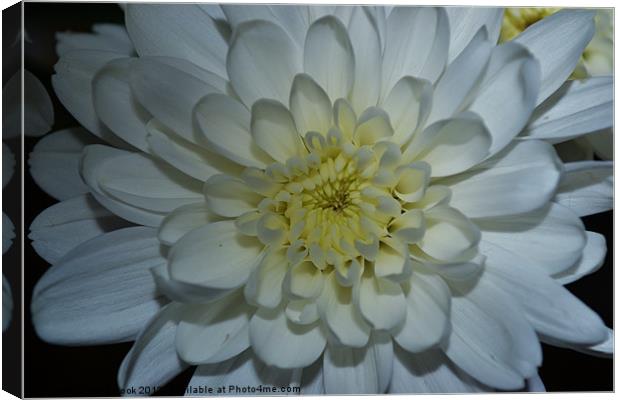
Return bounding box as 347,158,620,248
30,5,613,394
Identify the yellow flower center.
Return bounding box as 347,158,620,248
500,8,560,43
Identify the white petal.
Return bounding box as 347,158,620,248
442,140,562,218
157,202,215,246
146,119,241,182
355,272,406,331
2,274,12,331
2,212,15,255
28,127,100,201
515,10,595,104
419,206,480,262
93,57,151,152
477,203,587,276
29,194,129,265
390,346,488,393
466,42,540,156
52,50,128,144
57,23,134,56
289,74,332,136
176,290,252,364
188,351,301,395
407,113,491,177
317,271,370,348
523,77,613,142
125,4,228,77
118,303,186,395
428,27,492,124
31,227,165,345
204,174,262,218
2,143,15,189
228,20,302,107
553,232,607,285
168,220,263,289
304,16,354,103
348,6,382,115
129,57,223,144
323,331,393,394
392,272,450,353
194,94,272,168
284,260,325,300
381,76,432,146
82,145,203,216
300,360,324,394
444,277,541,390
555,161,613,217
251,99,306,163
353,107,393,146
152,263,232,307
445,7,503,62
382,7,449,96
250,306,326,369
244,247,289,309
485,253,608,346
527,374,546,392
23,70,55,137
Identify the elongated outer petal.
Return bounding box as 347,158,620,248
29,127,100,201
428,27,492,124
52,50,129,145
304,16,354,103
81,145,204,225
515,9,595,104
553,232,607,285
522,77,613,142
544,327,613,358
194,93,273,168
176,290,253,364
29,194,130,265
168,220,263,289
157,202,216,246
57,23,135,56
323,331,393,394
125,4,228,77
31,227,166,345
441,140,562,219
555,161,613,217
289,74,333,136
476,203,587,276
93,57,151,152
392,272,450,353
227,20,302,107
390,346,489,393
382,7,449,97
251,99,306,163
443,277,542,390
444,7,503,62
466,42,540,156
118,303,186,395
129,57,225,145
188,351,301,395
250,306,326,369
3,70,55,138
348,6,382,115
485,253,608,346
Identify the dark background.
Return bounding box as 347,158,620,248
21,2,613,397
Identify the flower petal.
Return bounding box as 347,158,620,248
382,7,449,96
555,161,613,217
323,331,393,394
118,303,186,395
523,77,613,142
442,140,562,219
194,93,273,168
57,23,134,56
289,74,332,136
392,272,450,353
204,174,262,218
244,247,289,309
355,271,406,331
444,7,503,62
157,202,216,246
31,227,166,345
553,232,607,285
29,194,130,265
304,16,354,103
466,42,540,156
419,206,480,262
251,99,306,163
168,220,263,289
125,4,228,77
28,127,100,201
250,306,326,368
228,20,302,107
515,9,595,104
176,290,252,364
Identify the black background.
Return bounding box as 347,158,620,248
19,2,613,397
